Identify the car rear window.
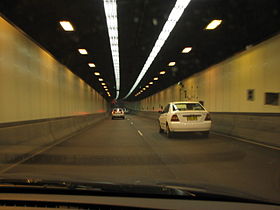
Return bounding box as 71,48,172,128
173,103,205,111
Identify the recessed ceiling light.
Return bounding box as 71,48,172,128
104,86,107,88
59,21,74,31
159,71,166,75
205,19,222,30
98,78,103,81
103,0,120,99
105,88,108,91
101,83,106,86
145,85,149,88
149,82,153,85
182,47,192,53
153,77,159,81
88,63,96,67
94,72,100,76
78,49,88,55
168,62,176,66
124,0,191,99
143,88,146,90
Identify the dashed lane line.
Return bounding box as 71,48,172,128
137,130,143,136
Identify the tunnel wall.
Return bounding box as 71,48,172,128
0,16,108,163
0,16,107,124
127,33,280,146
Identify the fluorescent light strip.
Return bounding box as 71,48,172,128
103,0,120,99
124,0,191,98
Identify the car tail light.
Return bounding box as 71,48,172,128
171,114,179,121
205,113,211,121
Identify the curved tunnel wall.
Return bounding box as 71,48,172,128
130,33,280,113
126,33,280,146
0,16,107,124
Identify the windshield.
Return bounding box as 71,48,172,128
0,0,280,205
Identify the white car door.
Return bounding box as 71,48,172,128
159,104,170,130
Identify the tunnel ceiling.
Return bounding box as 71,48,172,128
1,0,280,101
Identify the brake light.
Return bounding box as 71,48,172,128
171,114,179,121
205,113,211,121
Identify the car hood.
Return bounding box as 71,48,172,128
0,172,278,205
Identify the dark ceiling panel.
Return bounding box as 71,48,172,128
1,0,280,101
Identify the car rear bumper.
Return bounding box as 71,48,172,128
169,121,211,132
112,114,124,118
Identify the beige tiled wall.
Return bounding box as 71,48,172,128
0,17,107,123
132,34,280,113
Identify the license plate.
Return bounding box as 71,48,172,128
187,116,197,121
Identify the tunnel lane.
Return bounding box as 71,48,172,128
0,114,279,202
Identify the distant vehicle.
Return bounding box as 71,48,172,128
111,108,125,119
158,101,211,138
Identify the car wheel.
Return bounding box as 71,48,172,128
112,117,114,120
202,131,209,137
166,124,173,138
159,121,164,133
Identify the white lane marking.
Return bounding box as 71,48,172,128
137,130,143,136
213,132,280,151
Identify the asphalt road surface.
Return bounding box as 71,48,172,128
1,114,280,202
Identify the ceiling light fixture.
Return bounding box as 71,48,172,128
149,82,153,85
182,47,192,53
94,72,100,76
104,86,108,89
78,49,88,55
168,62,176,66
205,19,222,30
145,85,149,88
153,77,159,81
159,71,166,75
98,78,104,81
101,83,106,86
103,0,120,99
88,63,96,67
59,21,74,31
124,0,191,99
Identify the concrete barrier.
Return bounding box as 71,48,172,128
0,113,107,163
130,110,280,147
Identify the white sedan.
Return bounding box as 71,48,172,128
111,108,125,120
158,101,211,138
